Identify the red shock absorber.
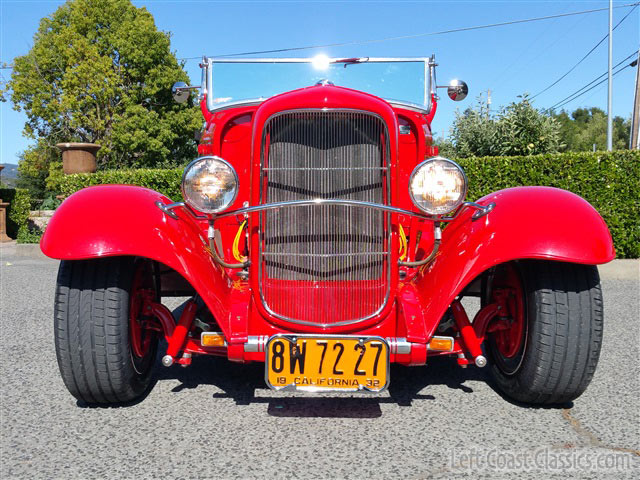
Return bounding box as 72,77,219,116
451,300,487,368
162,300,198,367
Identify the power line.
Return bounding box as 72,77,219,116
545,53,637,112
546,51,637,110
1,4,637,68
553,64,631,110
492,2,585,87
544,51,637,111
531,4,637,100
2,4,637,67
545,64,629,112
178,2,640,60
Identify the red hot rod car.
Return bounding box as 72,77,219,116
41,56,614,405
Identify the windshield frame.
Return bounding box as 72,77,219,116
200,56,437,114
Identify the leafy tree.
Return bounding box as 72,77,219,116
16,140,59,201
553,107,631,151
448,95,561,157
3,0,201,195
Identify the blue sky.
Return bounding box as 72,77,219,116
1,0,639,164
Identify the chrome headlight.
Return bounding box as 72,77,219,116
182,156,238,213
409,157,467,215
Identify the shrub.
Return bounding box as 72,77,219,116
450,95,562,157
39,193,62,210
17,227,43,244
55,151,640,258
0,188,32,240
57,168,183,201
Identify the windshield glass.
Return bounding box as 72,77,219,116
208,59,427,106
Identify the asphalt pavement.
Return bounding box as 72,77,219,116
1,244,638,479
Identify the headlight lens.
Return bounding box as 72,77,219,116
409,157,467,215
182,156,238,213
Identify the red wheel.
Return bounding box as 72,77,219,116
487,263,528,375
129,262,154,358
128,260,159,375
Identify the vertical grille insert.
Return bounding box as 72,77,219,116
259,110,390,326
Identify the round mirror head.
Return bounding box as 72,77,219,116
447,79,468,101
172,81,190,104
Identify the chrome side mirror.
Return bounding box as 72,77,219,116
447,79,468,101
172,81,190,104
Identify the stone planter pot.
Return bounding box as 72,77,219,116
56,142,100,174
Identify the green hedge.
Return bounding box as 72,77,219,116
457,151,639,258
56,151,639,258
56,168,183,201
0,188,31,240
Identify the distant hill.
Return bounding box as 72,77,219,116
0,163,18,187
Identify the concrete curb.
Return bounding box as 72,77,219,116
15,243,48,259
0,242,49,260
597,259,639,280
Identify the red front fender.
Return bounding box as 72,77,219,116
40,185,232,329
413,186,615,338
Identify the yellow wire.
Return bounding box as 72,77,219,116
398,224,408,261
232,220,247,262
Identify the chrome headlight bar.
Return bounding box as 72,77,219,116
157,198,494,223
156,198,494,269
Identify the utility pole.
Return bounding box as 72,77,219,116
607,0,613,151
631,50,640,149
487,89,492,118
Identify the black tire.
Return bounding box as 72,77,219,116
54,257,158,405
488,260,603,405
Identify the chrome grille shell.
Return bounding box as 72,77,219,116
258,109,391,327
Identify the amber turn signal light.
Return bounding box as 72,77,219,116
201,333,226,347
427,336,454,352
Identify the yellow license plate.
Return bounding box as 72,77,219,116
265,335,389,392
